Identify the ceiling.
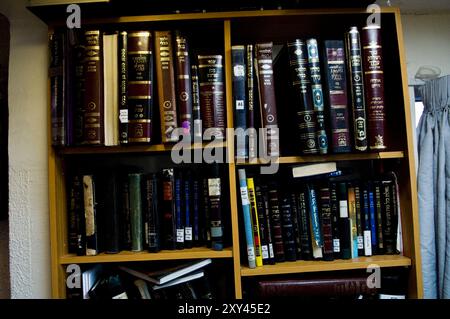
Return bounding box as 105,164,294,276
376,0,450,14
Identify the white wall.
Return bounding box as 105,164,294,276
0,0,50,298
401,14,450,83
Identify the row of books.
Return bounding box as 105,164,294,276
50,29,226,146
232,23,388,160
67,165,225,256
67,259,214,299
238,165,401,268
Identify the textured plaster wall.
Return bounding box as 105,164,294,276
0,0,51,298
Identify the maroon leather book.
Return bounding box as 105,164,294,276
82,30,104,145
197,54,225,140
174,31,193,138
319,187,334,261
155,31,178,143
255,42,279,157
127,31,153,143
362,25,387,150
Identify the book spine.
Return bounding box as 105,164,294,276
347,184,358,258
306,38,328,154
268,186,285,262
49,32,65,146
198,54,226,140
287,39,319,155
280,194,297,261
289,193,302,260
255,183,271,265
104,173,120,253
73,43,85,145
83,175,98,256
183,171,193,248
255,42,280,157
202,177,211,247
145,174,160,252
391,177,400,254
174,31,193,137
246,44,257,160
330,183,341,259
247,178,263,266
155,31,178,143
261,185,276,264
192,178,201,246
298,187,313,260
362,25,387,150
64,30,75,146
83,30,104,145
191,64,202,140
323,40,351,153
118,31,128,144
368,184,378,254
374,181,385,254
129,173,143,252
346,27,368,151
208,165,224,251
238,169,256,269
174,170,184,249
337,182,351,259
354,184,365,256
127,31,153,143
382,180,395,254
67,175,80,253
119,174,132,250
319,187,334,261
232,45,248,160
162,168,176,250
308,184,323,259
362,185,373,256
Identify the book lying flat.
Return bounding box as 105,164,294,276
292,162,337,178
118,258,212,285
152,271,204,291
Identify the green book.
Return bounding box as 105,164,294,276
129,173,143,252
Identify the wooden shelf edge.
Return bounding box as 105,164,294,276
58,141,227,155
240,255,412,277
59,247,233,264
236,151,405,166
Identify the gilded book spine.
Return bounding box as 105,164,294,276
118,31,128,144
155,31,178,143
191,64,202,140
127,31,153,143
174,31,193,138
346,27,368,151
83,30,104,145
287,39,319,155
198,54,226,140
362,25,387,150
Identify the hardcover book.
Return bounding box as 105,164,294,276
129,173,144,252
232,45,248,160
238,169,256,269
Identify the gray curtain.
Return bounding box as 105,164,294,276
418,75,450,299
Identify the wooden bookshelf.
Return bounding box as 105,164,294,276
241,255,412,277
35,5,423,299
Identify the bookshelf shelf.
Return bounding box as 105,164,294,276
235,151,405,166
59,247,234,264
240,255,412,277
58,141,227,155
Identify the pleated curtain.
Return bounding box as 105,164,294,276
417,75,450,299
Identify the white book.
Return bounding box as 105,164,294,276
292,162,337,178
152,271,204,291
103,32,119,146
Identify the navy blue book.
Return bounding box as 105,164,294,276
362,185,372,256
174,170,184,250
232,45,248,160
184,171,193,249
192,178,201,247
368,183,378,254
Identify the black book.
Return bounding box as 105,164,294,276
207,164,224,251
280,194,297,261
184,170,193,249
337,182,351,259
103,173,120,254
329,183,341,259
67,175,84,255
83,175,98,256
298,185,313,260
268,183,285,262
143,173,160,253
161,168,176,250
202,176,212,247
192,177,202,246
255,183,275,265
374,181,385,254
119,172,132,251
289,192,302,260
382,179,397,254
354,183,365,256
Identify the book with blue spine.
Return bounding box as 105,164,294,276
362,185,372,256
184,171,193,249
307,184,323,259
237,169,256,269
192,178,201,246
174,170,184,250
368,183,378,254
232,46,248,161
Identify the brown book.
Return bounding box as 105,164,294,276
82,30,104,145
255,42,279,157
174,31,193,138
197,54,225,140
362,25,387,150
155,31,178,143
127,31,153,143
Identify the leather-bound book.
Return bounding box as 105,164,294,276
298,185,313,260
127,31,153,143
197,54,226,140
246,44,257,160
143,173,160,253
268,183,285,262
82,30,104,145
191,64,202,140
83,175,98,256
362,25,387,150
319,187,334,261
255,43,279,157
346,27,368,151
155,31,178,143
118,31,128,144
73,42,86,145
161,168,176,250
323,40,351,153
174,31,193,138
287,39,319,155
49,31,65,146
129,173,143,252
103,173,120,253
